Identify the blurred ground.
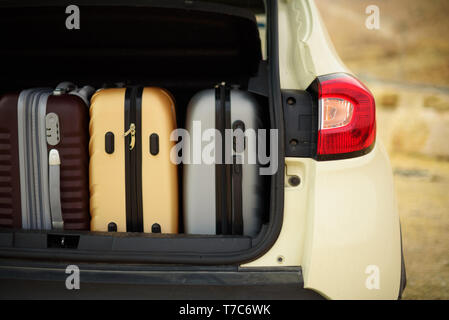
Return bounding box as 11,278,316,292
315,0,449,299
391,154,449,300
375,86,449,300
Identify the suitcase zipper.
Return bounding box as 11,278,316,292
215,83,233,235
124,87,144,232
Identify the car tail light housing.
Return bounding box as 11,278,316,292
316,73,376,160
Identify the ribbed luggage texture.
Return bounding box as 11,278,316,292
0,84,91,230
0,94,21,228
46,94,91,230
17,89,53,229
0,128,14,227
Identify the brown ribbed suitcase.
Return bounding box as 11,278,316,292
0,83,93,230
0,93,22,228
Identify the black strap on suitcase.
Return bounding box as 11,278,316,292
215,83,244,235
124,87,144,233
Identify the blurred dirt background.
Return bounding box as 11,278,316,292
316,0,449,299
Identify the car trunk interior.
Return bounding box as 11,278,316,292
0,1,280,263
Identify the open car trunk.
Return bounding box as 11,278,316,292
0,0,285,265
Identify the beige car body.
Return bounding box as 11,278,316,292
243,0,402,300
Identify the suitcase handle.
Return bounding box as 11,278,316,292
54,82,77,95
49,149,64,230
54,82,95,107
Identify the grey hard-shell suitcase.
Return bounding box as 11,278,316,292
183,84,267,236
0,82,94,230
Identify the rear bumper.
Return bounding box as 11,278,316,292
0,260,324,300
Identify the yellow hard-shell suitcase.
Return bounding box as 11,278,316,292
89,87,178,233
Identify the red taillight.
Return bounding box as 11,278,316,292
317,74,376,158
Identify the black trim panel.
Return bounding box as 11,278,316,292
282,90,317,158
0,230,252,254
398,224,407,299
0,260,324,300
